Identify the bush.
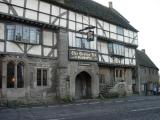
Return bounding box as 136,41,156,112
62,96,74,103
107,92,119,98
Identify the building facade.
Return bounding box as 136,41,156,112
133,50,159,95
0,0,138,102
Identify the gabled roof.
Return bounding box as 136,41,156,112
42,0,138,32
136,50,159,70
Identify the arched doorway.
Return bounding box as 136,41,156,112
75,71,91,99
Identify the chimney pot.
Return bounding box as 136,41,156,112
109,1,113,8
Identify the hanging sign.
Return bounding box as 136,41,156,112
87,30,94,41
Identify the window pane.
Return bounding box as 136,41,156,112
116,70,118,78
117,27,124,35
17,62,24,88
108,44,113,54
15,25,23,41
75,37,81,48
37,69,41,86
30,28,40,44
43,70,47,86
23,26,29,42
82,39,90,49
7,25,15,41
7,62,15,88
120,70,122,78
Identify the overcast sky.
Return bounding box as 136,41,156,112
93,0,160,70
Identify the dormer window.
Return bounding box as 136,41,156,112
6,24,40,44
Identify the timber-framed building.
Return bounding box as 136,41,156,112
0,0,138,102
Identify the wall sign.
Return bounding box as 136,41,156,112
69,49,98,61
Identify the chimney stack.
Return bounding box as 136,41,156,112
109,1,113,8
141,49,146,53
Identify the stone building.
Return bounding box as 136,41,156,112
133,49,159,95
0,0,138,102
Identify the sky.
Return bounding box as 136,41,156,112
93,0,160,70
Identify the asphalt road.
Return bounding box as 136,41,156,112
0,96,160,120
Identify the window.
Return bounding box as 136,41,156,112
115,69,123,79
116,70,119,78
7,61,25,88
6,24,40,44
23,26,29,41
99,74,105,84
17,62,24,88
108,43,124,56
7,25,15,41
75,37,90,49
7,62,15,88
15,25,23,41
37,68,48,86
117,27,124,35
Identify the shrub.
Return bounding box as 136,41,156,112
62,96,74,103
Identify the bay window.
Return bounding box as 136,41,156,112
108,43,124,56
6,24,40,44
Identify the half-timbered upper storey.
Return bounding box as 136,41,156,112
0,0,138,66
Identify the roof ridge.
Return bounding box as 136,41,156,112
136,50,159,70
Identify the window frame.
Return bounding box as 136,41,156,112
6,23,41,45
7,61,25,89
36,68,48,87
75,36,91,49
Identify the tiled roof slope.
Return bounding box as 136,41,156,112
42,0,138,32
136,50,159,70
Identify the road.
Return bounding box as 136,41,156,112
0,96,160,120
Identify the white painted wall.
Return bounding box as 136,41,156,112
0,42,4,52
27,45,42,56
43,30,53,46
0,23,4,40
43,47,52,56
6,42,24,53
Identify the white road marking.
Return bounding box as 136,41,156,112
115,100,124,103
48,105,59,108
89,102,100,104
32,106,44,109
62,104,74,107
131,106,160,112
48,118,65,120
128,99,145,102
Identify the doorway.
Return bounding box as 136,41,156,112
75,72,91,99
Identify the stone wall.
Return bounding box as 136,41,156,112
0,55,57,103
136,66,159,94
68,61,99,99
99,67,133,96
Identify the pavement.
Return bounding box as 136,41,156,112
0,95,160,120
